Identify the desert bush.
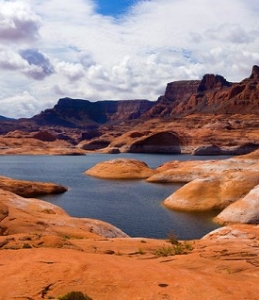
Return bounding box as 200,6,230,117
154,241,193,257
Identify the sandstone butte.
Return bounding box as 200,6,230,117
1,173,259,300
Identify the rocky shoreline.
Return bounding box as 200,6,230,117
86,150,259,226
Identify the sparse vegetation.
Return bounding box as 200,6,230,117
58,291,92,300
154,246,176,257
154,241,193,257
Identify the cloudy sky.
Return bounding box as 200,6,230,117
0,0,259,118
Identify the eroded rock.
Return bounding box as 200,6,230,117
215,184,259,224
85,158,155,179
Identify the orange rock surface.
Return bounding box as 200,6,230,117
0,186,259,300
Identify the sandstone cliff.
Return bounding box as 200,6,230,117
146,65,259,117
32,97,155,128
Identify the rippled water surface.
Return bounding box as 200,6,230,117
0,153,231,239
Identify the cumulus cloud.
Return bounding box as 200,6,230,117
0,49,29,70
55,61,85,81
0,0,259,118
0,1,40,42
0,91,41,119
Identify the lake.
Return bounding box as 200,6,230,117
0,153,231,239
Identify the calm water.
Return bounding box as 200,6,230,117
0,153,231,239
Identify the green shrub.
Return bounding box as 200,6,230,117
58,291,92,300
154,241,193,257
154,246,176,257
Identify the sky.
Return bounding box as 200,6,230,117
0,0,259,118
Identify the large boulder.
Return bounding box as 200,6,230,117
85,158,155,179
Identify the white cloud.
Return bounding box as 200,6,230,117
0,48,28,70
55,61,85,81
0,1,40,42
0,91,41,118
0,0,259,118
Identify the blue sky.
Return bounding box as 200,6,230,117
95,0,138,17
0,0,258,118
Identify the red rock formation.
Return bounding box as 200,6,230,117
32,98,155,127
1,65,259,153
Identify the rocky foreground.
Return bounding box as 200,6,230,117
0,153,259,299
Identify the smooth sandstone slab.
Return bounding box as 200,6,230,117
0,188,128,238
215,184,259,224
148,158,259,183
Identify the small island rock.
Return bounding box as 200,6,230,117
85,158,155,179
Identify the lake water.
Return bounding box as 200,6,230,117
0,153,231,239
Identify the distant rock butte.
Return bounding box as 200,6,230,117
32,97,155,127
146,65,259,117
